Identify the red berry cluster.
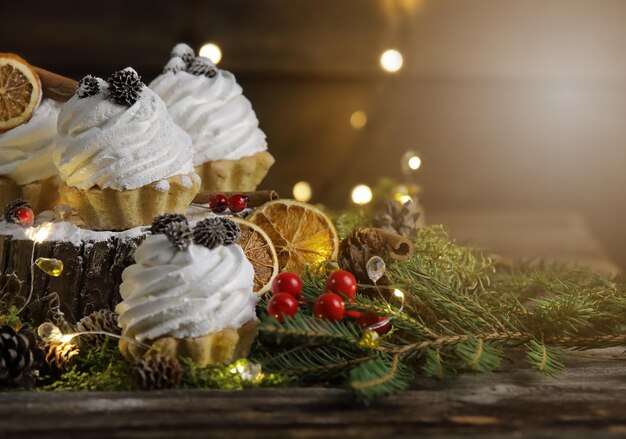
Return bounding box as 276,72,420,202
266,270,390,335
209,194,249,214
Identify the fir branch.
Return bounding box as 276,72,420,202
526,339,564,376
258,313,362,345
349,353,411,400
456,337,503,373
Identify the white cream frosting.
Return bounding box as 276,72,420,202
0,99,60,184
54,74,195,190
149,67,267,164
116,234,257,341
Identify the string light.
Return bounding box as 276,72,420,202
37,322,151,349
351,184,373,205
380,49,403,73
292,181,312,202
199,43,222,64
401,150,422,174
350,111,367,129
26,222,53,243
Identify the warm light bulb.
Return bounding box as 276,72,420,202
350,111,367,129
399,195,412,204
60,334,76,343
408,155,421,170
292,181,312,202
393,289,405,299
351,185,373,205
380,49,403,73
27,222,53,243
199,43,222,64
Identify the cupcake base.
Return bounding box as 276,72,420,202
0,176,60,213
195,151,274,193
119,320,258,366
62,173,200,230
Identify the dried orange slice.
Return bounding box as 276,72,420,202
248,200,339,274
0,53,41,133
231,217,279,296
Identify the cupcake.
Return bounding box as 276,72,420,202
116,215,258,366
0,99,62,212
55,69,200,230
149,43,274,192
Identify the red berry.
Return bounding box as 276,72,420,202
267,293,299,323
313,292,345,321
228,194,249,213
14,206,34,227
326,270,357,301
272,272,303,298
209,194,228,213
346,310,362,320
356,313,390,336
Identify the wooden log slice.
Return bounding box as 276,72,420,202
0,233,144,325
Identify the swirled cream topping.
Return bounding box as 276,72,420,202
0,99,60,184
55,73,195,190
116,234,257,341
149,56,267,164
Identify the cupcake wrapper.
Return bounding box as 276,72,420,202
62,173,200,230
0,176,60,213
195,151,274,193
119,320,258,367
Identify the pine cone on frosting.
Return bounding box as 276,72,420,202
170,43,195,67
150,213,189,235
221,218,241,245
187,57,217,78
107,68,143,106
3,199,30,223
163,221,193,251
163,57,187,74
193,217,226,249
76,75,100,98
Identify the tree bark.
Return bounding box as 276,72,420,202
0,234,143,325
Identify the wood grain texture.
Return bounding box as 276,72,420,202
0,235,143,325
1,351,626,438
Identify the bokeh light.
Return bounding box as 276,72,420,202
351,184,373,205
199,43,223,64
293,181,313,202
350,110,367,129
380,49,403,73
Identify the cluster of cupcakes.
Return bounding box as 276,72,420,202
0,43,274,231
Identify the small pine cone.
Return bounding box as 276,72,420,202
76,75,100,98
163,221,193,251
131,354,182,390
163,57,187,74
76,309,120,349
337,228,388,285
374,199,421,237
107,68,143,106
3,199,30,223
170,43,195,67
193,217,226,249
187,57,217,77
150,213,188,235
45,341,79,373
0,325,43,389
221,218,241,245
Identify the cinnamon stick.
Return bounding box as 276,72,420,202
193,190,279,207
33,66,77,102
372,227,413,261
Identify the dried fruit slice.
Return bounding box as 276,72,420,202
0,53,41,133
230,217,279,296
248,200,339,274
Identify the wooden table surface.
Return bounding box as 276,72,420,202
1,210,623,439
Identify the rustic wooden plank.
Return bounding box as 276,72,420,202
0,350,625,438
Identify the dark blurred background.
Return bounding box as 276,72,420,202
3,0,625,269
